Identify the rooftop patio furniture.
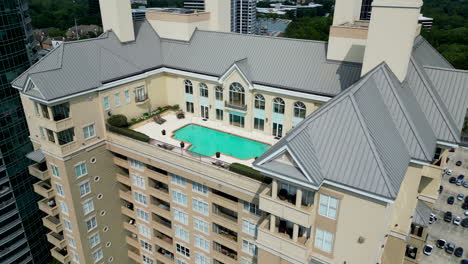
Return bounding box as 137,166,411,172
153,114,166,125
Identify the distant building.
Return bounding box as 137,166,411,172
257,2,323,16
256,18,291,36
183,0,205,10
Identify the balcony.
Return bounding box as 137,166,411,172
117,173,131,186
123,219,137,233
213,204,238,226
212,190,238,212
213,241,237,262
33,180,55,199
146,165,169,184
156,246,174,262
213,223,238,249
113,156,129,169
38,197,59,216
28,163,50,180
149,179,169,201
225,101,247,111
121,204,136,218
42,215,62,233
47,231,66,248
150,197,171,220
50,247,70,263
128,247,140,262
154,230,173,250
152,214,172,235
119,189,133,202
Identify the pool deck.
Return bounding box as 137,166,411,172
131,111,279,166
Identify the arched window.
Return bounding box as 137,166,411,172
229,82,245,106
184,80,193,94
199,83,208,97
294,102,306,119
254,94,265,110
215,86,223,101
273,97,285,114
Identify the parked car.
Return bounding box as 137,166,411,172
461,259,468,264
446,242,456,254
437,239,446,248
462,218,468,228
465,196,468,203
450,177,458,183
463,203,468,210
455,247,464,257
457,175,465,185
458,194,465,201
448,196,455,204
464,181,468,188
423,245,433,256
445,211,453,222
465,211,468,217
444,168,453,175
456,161,462,166
454,216,462,225
429,213,437,224
458,179,464,186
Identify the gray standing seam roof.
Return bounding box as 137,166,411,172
413,200,432,227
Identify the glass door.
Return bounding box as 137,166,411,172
201,105,209,119
272,123,283,137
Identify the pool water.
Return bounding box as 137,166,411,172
173,124,270,160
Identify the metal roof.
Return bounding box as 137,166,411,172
412,36,453,69
26,149,45,163
413,200,432,227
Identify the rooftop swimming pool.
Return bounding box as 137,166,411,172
173,124,270,160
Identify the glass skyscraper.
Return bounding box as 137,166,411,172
0,1,50,263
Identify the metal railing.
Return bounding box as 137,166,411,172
225,101,247,111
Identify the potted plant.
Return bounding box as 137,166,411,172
161,129,166,136
180,142,185,148
216,152,221,158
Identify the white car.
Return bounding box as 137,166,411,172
444,168,453,175
453,216,461,225
464,211,468,217
423,245,433,256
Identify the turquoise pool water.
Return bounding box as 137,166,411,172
173,124,270,159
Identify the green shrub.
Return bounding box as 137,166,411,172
107,115,128,127
229,163,272,184
107,125,150,143
172,104,180,110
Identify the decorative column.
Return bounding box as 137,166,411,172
295,188,302,208
293,224,299,242
270,215,276,232
271,179,278,199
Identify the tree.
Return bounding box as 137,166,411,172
284,17,332,41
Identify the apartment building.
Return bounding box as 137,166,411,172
11,0,468,264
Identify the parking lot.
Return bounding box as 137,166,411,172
421,148,468,264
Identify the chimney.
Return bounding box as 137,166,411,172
332,0,363,26
99,0,135,42
361,0,423,81
205,0,231,32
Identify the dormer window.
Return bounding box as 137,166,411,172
229,82,245,106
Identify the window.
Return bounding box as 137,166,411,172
199,83,208,97
195,253,210,264
131,174,145,189
175,225,190,241
124,90,130,104
184,80,193,94
171,173,186,186
83,124,95,139
114,93,121,106
138,224,151,238
229,113,245,128
172,190,188,206
137,208,150,222
89,233,101,248
83,199,95,215
241,257,254,264
194,235,210,252
229,82,245,106
193,218,209,234
273,97,285,114
192,198,209,215
242,240,257,256
46,129,55,143
174,208,189,225
192,182,208,195
55,183,65,197
243,201,261,216
142,255,154,264
319,194,339,220
294,102,306,119
51,164,60,178
215,86,223,101
92,248,103,263
64,219,73,232
134,192,148,206
86,216,97,231
186,102,194,113
74,163,87,178
60,201,69,215
71,251,79,263
135,86,147,102
34,102,40,115
253,118,264,131
215,109,223,120
52,102,70,121
103,96,110,110
176,243,190,258
79,181,91,197
130,159,144,171
254,94,265,110
140,240,152,252
315,228,334,253
67,235,77,248
57,128,75,145
176,259,187,264
40,104,50,119
39,127,45,137
242,219,257,236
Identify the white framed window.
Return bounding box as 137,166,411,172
140,240,152,252
243,201,261,216
318,194,339,220
194,235,210,252
172,190,188,206
195,253,210,264
294,101,307,119
171,173,186,186
89,232,101,248
142,254,154,264
199,83,208,97
83,124,95,139
184,80,193,94
242,219,257,237
138,224,151,239
86,216,97,232
79,181,91,197
60,201,69,216
67,235,77,249
314,228,334,253
114,92,121,106
131,174,145,189
124,90,131,104
71,251,80,263
135,86,147,102
176,243,190,258
63,219,73,232
134,192,148,206
34,102,40,115
92,248,103,263
192,198,209,215
241,257,254,264
74,163,87,178
193,218,209,234
174,208,189,225
55,183,65,197
103,96,110,110
176,259,187,264
51,164,60,178
215,86,223,101
175,225,190,242
192,182,208,195
136,208,150,223
82,199,95,215
242,240,257,256
39,126,45,137
130,159,144,171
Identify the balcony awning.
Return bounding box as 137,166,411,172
26,149,45,163
413,200,432,227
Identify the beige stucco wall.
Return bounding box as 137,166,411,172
147,14,210,41
332,0,363,25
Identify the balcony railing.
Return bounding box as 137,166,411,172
28,163,50,180
42,215,62,233
213,204,238,223
33,180,55,198
214,242,237,261
38,198,59,216
50,247,70,263
47,232,66,248
225,101,247,111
